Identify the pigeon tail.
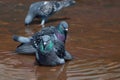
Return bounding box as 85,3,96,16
13,35,32,43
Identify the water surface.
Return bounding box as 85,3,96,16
0,0,120,80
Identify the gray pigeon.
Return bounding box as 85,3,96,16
25,0,76,27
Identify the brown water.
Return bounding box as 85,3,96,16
0,0,120,80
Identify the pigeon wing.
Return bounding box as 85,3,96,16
37,2,53,16
54,40,65,58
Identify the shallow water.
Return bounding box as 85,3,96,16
0,0,120,80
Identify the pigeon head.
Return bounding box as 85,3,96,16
25,14,34,25
38,35,54,54
63,0,76,7
57,21,69,34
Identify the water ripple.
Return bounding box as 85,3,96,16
66,59,120,80
0,51,35,80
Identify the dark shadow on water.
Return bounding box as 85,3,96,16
30,17,70,25
47,17,70,23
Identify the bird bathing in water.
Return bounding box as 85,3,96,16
33,34,66,66
24,0,76,27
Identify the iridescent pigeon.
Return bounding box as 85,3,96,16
25,0,76,27
33,35,65,66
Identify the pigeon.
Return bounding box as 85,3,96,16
25,0,76,27
55,21,73,60
33,35,65,66
13,21,72,60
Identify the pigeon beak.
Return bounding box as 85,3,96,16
65,28,68,31
73,0,76,4
43,42,47,45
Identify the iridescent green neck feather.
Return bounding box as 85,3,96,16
39,41,54,53
58,26,64,34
